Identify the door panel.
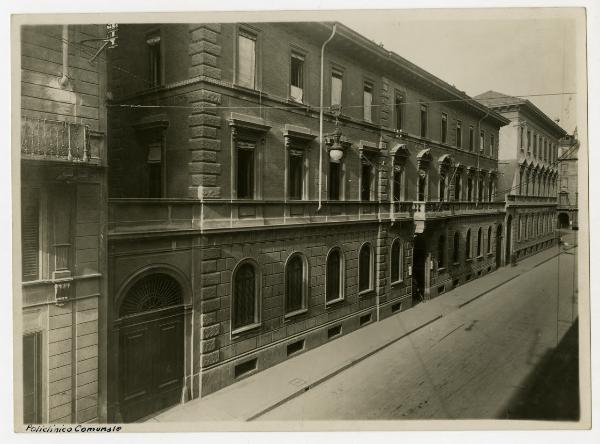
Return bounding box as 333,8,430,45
119,310,184,422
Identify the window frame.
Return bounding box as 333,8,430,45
325,247,345,305
330,66,344,108
284,252,309,318
456,120,462,148
390,238,403,285
231,259,262,335
452,231,460,264
437,234,446,270
394,91,405,130
363,81,374,123
358,242,374,295
477,227,483,258
289,49,306,103
420,104,428,138
487,226,493,254
466,229,472,260
22,187,42,282
235,26,259,90
146,31,163,88
469,126,474,151
441,112,448,144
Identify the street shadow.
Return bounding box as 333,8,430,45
498,319,579,421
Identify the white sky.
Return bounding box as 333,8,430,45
342,8,579,133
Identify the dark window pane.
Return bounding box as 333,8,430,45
359,245,371,291
418,175,426,201
395,94,404,129
237,148,254,199
420,105,427,137
23,333,42,423
233,263,256,329
148,163,162,198
361,163,371,201
393,170,401,201
286,256,303,313
477,229,482,256
453,233,460,263
466,230,471,258
391,240,400,282
328,162,340,200
438,236,445,268
288,154,303,200
290,54,304,102
326,250,341,301
441,113,447,143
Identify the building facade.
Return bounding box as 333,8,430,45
20,25,108,423
558,129,579,229
475,91,565,263
105,22,508,422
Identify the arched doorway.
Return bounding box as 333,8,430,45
505,216,512,265
496,224,503,268
117,273,185,422
558,212,570,229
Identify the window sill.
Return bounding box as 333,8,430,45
391,279,404,287
358,289,375,297
325,297,345,307
476,255,484,260
452,262,460,267
465,258,473,262
437,267,446,273
231,322,262,337
284,308,308,320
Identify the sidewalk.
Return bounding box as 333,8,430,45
150,242,571,423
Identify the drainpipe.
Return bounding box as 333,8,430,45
318,23,337,211
59,25,69,88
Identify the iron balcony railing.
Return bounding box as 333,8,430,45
412,200,506,219
21,116,91,162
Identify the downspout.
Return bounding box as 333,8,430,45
59,25,69,88
318,23,337,211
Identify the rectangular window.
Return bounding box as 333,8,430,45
22,188,40,282
441,113,448,144
363,82,373,122
394,92,404,130
290,53,304,102
147,140,162,198
520,126,524,150
23,332,42,423
328,162,340,200
533,134,538,158
456,120,462,148
237,32,256,89
490,134,495,156
147,34,162,87
544,139,548,161
479,130,485,152
527,130,531,152
237,142,255,199
288,152,303,200
331,70,343,107
469,126,474,151
361,161,372,201
420,104,428,138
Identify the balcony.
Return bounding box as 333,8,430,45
21,116,102,164
506,195,558,206
413,200,506,233
108,199,415,238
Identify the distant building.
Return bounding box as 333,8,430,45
475,91,565,263
106,22,508,422
20,25,108,423
558,129,579,229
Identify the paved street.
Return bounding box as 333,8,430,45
258,233,578,420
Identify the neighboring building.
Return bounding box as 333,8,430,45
105,22,508,422
19,25,108,423
558,129,579,229
475,91,565,263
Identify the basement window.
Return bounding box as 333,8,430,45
327,325,342,339
234,358,258,378
359,313,373,326
287,339,305,357
391,302,401,313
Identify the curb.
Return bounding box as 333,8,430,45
248,246,573,421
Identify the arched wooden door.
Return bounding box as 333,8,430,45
118,273,185,422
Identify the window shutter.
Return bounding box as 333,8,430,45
22,189,40,282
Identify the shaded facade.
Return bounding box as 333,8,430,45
475,91,565,263
105,22,508,422
558,130,579,229
20,25,108,423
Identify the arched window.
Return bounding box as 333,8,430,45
454,175,461,201
358,243,373,293
487,226,492,254
285,254,307,315
119,273,183,318
326,248,343,303
437,235,446,268
393,166,403,202
390,238,403,283
466,229,472,259
233,261,260,331
453,232,460,263
477,228,482,256
439,175,446,202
